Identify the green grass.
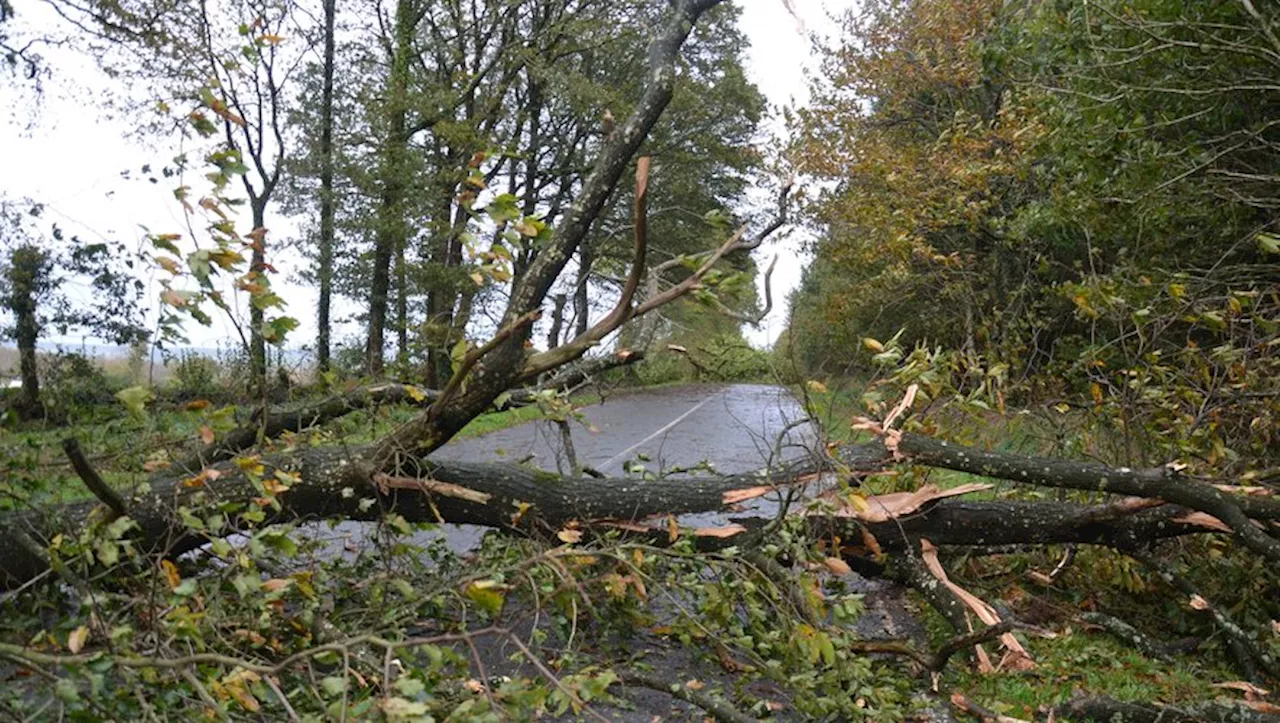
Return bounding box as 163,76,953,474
918,599,1237,719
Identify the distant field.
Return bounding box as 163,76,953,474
2,344,174,383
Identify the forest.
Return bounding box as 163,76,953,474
0,0,1277,720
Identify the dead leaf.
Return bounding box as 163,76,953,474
693,524,747,538
198,426,216,445
684,679,704,691
722,486,771,504
668,515,679,543
184,399,211,411
1189,594,1211,611
67,626,89,654
823,557,852,575
1244,701,1280,714
161,559,182,590
859,525,884,559
557,528,583,544
262,578,291,592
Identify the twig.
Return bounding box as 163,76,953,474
62,437,127,519
617,668,758,723
264,674,300,722
1132,551,1279,680
1078,612,1174,661
949,692,1030,722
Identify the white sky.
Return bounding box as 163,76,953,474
0,0,855,354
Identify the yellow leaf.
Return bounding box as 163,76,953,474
160,288,187,308
404,385,426,402
557,528,583,544
862,337,885,353
1090,383,1104,404
161,559,182,590
806,380,829,394
470,272,485,286
67,626,89,654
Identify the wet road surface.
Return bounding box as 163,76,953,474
435,382,820,475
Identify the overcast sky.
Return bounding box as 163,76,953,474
0,0,854,354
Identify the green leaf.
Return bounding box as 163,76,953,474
115,386,154,418
320,676,347,697
1258,232,1280,255
485,193,521,223
55,678,80,702
464,580,506,616
393,676,425,698
261,316,300,344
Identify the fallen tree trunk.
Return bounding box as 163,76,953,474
0,437,1237,589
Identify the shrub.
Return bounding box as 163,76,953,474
169,351,220,400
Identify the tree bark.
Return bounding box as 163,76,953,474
366,0,414,377
0,442,1227,590
573,243,592,337
315,0,337,373
248,201,268,398
547,293,567,349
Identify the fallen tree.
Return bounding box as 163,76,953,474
4,431,1272,585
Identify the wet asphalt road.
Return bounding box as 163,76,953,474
434,382,821,475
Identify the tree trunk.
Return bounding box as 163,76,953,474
315,0,337,373
395,234,408,370
5,245,44,418
573,243,592,337
367,0,414,377
249,202,268,398
547,293,567,349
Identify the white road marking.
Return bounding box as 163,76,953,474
597,391,721,473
